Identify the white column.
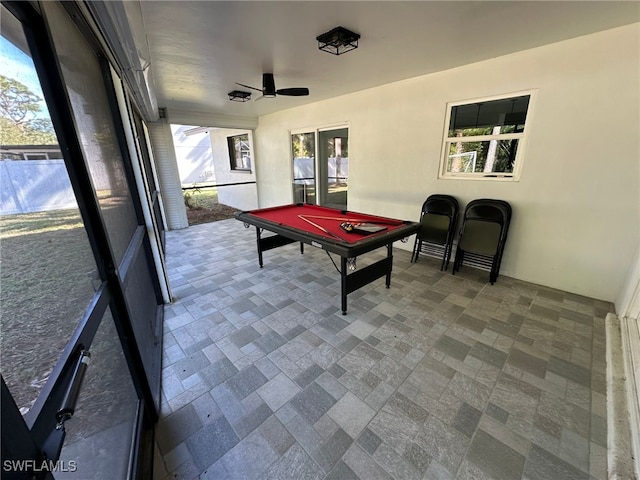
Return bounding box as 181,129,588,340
146,121,189,230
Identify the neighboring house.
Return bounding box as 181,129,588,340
0,144,63,160
170,125,216,186
208,127,258,211
170,125,259,211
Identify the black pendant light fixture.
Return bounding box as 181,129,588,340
316,26,360,56
228,90,251,102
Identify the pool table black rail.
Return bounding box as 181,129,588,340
235,210,419,258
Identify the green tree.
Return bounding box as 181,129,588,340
292,133,315,158
0,74,57,145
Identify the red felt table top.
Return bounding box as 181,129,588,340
243,203,408,243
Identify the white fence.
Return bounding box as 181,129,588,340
293,156,349,184
0,160,77,215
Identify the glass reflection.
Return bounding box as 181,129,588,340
42,1,139,264
0,6,99,414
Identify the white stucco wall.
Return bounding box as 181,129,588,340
171,125,216,185
252,24,640,303
209,128,259,211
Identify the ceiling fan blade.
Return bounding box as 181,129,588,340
276,88,310,96
236,82,263,93
236,75,309,99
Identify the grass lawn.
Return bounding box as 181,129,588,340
2,209,145,439
182,186,240,225
1,208,97,412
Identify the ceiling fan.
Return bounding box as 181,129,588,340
237,73,309,99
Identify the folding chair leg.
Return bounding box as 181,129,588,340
411,239,421,263
452,249,462,274
443,243,452,271
489,257,500,284
439,246,448,271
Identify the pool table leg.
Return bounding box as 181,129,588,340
255,227,263,268
341,257,348,315
386,243,393,288
252,228,298,268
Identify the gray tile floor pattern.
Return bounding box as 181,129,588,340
153,219,609,480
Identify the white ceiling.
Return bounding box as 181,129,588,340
139,1,640,120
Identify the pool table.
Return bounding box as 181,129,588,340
236,203,420,314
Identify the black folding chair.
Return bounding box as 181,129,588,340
452,199,512,284
411,194,459,271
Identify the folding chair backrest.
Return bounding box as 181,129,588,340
420,214,451,245
459,199,512,255
419,194,459,244
412,194,459,269
424,195,458,218
459,220,502,255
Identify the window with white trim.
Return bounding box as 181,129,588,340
227,133,251,171
439,91,535,180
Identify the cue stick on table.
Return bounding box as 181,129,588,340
297,215,346,241
300,214,402,226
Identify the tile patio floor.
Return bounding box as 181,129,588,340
153,219,609,480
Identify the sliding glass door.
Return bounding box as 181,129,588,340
318,127,349,209
291,126,348,209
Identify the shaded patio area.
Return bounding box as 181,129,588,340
154,218,609,480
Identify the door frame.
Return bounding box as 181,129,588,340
290,123,349,208
317,126,349,209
